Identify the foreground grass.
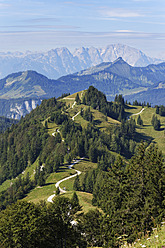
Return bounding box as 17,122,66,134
121,222,165,248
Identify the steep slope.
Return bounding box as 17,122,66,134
0,44,162,79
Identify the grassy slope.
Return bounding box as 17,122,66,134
24,164,74,203
24,159,98,212
125,105,165,157
60,159,98,191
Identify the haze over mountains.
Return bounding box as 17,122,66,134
0,44,162,80
1,56,165,119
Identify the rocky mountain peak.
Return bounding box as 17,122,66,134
0,44,163,80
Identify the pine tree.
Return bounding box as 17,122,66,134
73,175,81,191
137,115,143,126
156,105,159,114
125,142,165,241
38,171,45,186
45,120,48,129
71,192,82,213
75,93,81,104
151,114,161,130
56,186,60,195
79,209,104,247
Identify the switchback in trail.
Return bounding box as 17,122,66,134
47,159,83,203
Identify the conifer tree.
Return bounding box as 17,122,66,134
71,192,82,213
56,186,60,195
73,175,81,191
75,93,81,104
38,171,45,186
45,120,48,129
151,114,161,130
137,115,143,126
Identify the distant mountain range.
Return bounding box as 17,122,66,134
0,57,165,119
0,44,162,80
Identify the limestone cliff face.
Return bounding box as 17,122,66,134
0,99,42,119
9,99,42,119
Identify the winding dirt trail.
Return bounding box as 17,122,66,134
47,159,83,203
131,107,145,116
72,111,80,120
48,96,85,203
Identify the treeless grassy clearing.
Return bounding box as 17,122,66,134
131,107,165,157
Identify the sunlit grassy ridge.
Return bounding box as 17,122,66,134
63,91,120,130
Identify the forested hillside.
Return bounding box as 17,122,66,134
0,116,18,133
0,86,164,247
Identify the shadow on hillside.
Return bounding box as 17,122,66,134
136,124,151,129
93,119,102,125
134,132,154,143
57,166,68,172
125,105,137,110
44,183,54,186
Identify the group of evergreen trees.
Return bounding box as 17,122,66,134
75,143,165,247
80,107,93,123
151,114,161,130
82,86,125,121
132,100,151,107
137,114,143,126
0,116,18,133
156,105,165,116
0,195,86,247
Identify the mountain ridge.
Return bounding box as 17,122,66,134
1,57,165,118
0,44,163,80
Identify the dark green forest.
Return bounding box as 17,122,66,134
0,86,164,247
0,116,18,133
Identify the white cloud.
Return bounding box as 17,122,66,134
116,30,135,33
100,8,143,18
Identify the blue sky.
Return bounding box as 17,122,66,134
0,0,165,58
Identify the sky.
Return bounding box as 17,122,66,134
0,0,165,58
